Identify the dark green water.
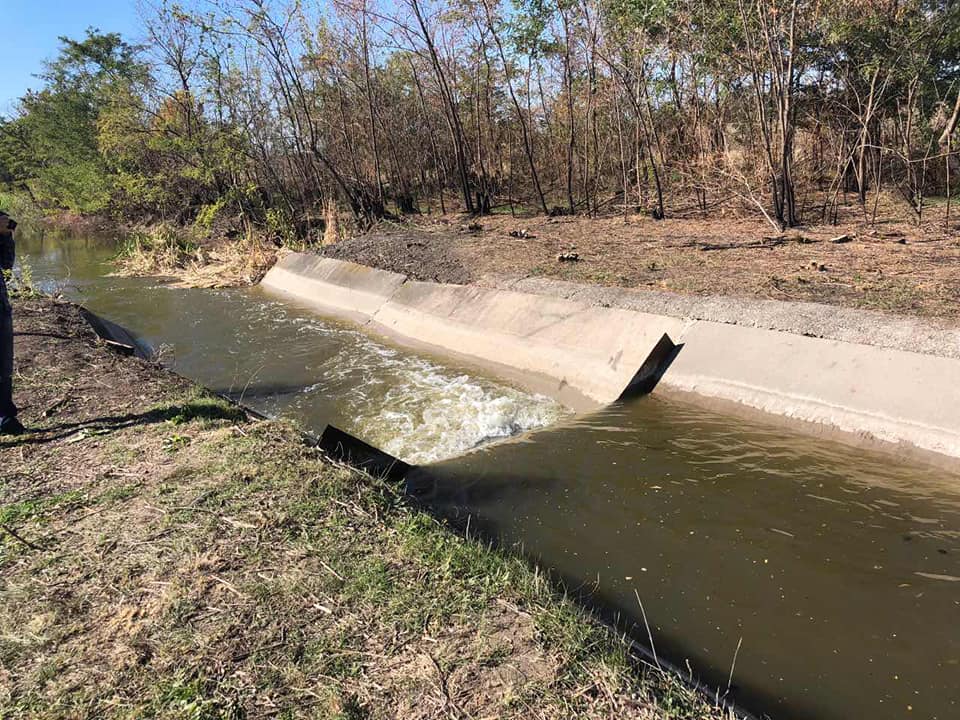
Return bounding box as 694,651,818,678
16,228,960,720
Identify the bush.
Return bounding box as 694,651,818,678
265,206,299,247
3,259,41,300
115,224,201,274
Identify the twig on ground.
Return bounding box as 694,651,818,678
427,652,462,719
320,558,346,582
1,524,44,550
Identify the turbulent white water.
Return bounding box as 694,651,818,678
360,370,564,464
232,299,567,464
302,324,565,463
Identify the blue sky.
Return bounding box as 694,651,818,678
0,0,140,114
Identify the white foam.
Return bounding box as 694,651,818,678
250,295,568,463
351,369,564,464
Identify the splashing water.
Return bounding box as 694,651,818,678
173,294,568,465
269,309,567,464
360,370,565,464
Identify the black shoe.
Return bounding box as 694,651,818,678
0,417,26,436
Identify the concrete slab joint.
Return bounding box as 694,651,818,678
261,253,960,461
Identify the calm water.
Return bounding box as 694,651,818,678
414,399,960,719
16,228,960,720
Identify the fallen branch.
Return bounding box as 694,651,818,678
699,238,785,251
1,524,44,550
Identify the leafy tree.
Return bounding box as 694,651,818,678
0,29,147,212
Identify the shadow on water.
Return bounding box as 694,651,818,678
404,460,759,716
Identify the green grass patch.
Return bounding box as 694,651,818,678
0,490,86,528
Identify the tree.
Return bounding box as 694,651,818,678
0,29,147,212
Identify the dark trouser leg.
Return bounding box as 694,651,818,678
0,305,15,419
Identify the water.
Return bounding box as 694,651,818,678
15,230,565,463
415,397,960,720
16,228,960,720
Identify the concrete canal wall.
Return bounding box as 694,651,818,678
260,252,407,321
261,253,960,460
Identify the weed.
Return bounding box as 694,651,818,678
115,224,201,274
163,433,192,453
4,259,41,300
0,490,85,527
157,394,246,427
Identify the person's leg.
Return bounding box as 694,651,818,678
0,298,20,430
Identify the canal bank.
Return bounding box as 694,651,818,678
262,252,960,463
0,296,729,720
12,228,960,720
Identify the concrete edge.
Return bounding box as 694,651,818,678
260,254,407,323
483,274,960,360
655,386,960,474
260,254,960,462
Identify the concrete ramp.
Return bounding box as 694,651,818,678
372,281,687,405
260,252,960,461
261,255,684,406
261,254,407,321
664,322,960,459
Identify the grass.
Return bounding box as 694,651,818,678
3,259,42,301
114,224,203,275
114,223,277,288
0,393,732,719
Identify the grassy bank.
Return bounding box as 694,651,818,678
0,297,732,719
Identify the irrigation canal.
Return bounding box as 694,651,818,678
16,228,960,720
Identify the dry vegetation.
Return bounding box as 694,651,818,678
113,224,278,288
0,298,734,720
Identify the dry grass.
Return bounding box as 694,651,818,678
0,298,735,720
114,224,277,289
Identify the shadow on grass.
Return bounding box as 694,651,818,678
1,399,248,447
13,331,79,341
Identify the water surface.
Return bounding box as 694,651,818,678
16,230,564,462
416,396,960,719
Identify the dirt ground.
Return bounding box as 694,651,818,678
323,201,960,321
0,297,730,720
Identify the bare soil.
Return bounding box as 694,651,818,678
323,227,474,284
324,201,960,321
0,297,731,720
